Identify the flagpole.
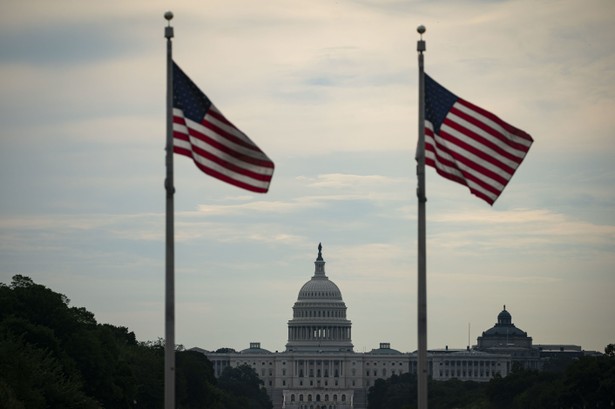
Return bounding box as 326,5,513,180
415,25,428,409
164,11,176,409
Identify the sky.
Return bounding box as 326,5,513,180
0,0,614,355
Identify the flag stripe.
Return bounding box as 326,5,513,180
424,74,533,205
173,109,274,169
173,114,273,192
440,120,515,182
426,124,502,203
172,61,274,193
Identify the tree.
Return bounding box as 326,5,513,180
0,275,276,409
218,364,273,409
0,332,99,409
176,350,223,409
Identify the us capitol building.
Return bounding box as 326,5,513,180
194,244,583,409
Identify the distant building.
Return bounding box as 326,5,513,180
430,347,511,382
475,306,542,370
194,244,586,409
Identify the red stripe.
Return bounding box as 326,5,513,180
197,120,274,167
173,131,273,182
174,145,272,193
174,114,273,169
457,99,533,151
448,108,528,165
427,128,507,191
426,128,504,201
206,109,265,151
440,120,515,176
439,120,513,184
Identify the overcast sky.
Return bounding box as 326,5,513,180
1,0,613,354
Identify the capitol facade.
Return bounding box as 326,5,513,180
196,244,577,409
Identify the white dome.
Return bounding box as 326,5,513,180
297,277,342,301
286,244,353,352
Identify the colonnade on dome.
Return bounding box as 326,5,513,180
286,244,353,352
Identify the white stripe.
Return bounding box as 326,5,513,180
439,122,516,179
206,105,253,144
426,126,507,190
426,122,502,201
425,143,498,202
175,129,272,189
191,151,272,189
173,108,270,162
455,102,533,150
444,113,525,169
174,122,273,178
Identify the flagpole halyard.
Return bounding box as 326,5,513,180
164,10,176,409
416,24,428,409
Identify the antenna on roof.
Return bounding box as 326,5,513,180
468,322,471,349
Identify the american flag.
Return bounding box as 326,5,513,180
424,74,533,205
172,61,274,193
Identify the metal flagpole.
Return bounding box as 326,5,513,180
415,24,428,409
164,11,176,409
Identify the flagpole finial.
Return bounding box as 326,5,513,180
164,11,174,39
417,25,426,52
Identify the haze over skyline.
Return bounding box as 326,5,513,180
1,0,613,354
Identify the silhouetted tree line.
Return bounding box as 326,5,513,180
368,347,615,409
0,275,272,409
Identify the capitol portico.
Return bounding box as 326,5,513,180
197,244,572,409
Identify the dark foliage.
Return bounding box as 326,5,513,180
0,275,272,409
218,364,273,409
367,353,615,409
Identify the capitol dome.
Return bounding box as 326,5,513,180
285,244,353,352
297,245,343,301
